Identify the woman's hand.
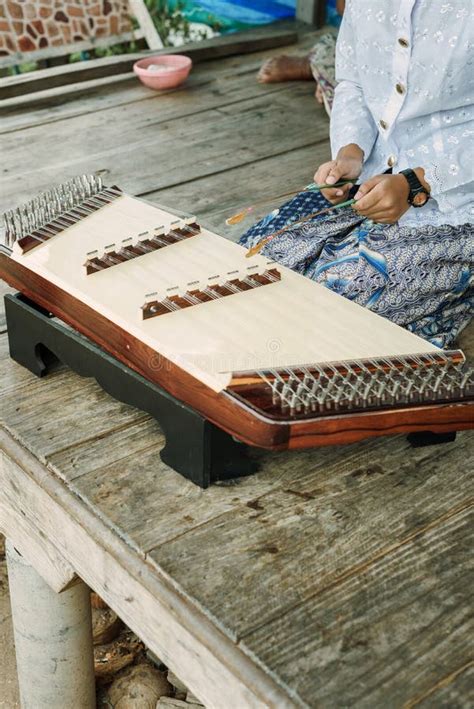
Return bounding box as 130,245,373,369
353,174,411,223
314,144,364,203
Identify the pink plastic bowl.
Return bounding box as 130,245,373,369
133,55,192,90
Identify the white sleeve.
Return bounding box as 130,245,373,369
330,2,378,161
422,112,474,206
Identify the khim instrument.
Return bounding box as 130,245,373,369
0,176,472,487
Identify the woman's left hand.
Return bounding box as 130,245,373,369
353,174,410,224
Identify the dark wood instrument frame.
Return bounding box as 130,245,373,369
1,252,472,450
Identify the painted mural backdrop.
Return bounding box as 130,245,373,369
167,1,341,32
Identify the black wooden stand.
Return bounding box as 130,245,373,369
4,293,259,488
407,430,456,447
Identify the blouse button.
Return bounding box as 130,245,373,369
379,119,389,130
398,37,409,47
387,155,397,167
396,82,405,95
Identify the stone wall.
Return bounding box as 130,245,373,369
0,1,133,58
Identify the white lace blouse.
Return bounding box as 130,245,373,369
330,0,474,226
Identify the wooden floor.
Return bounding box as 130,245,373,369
0,29,331,235
1,28,473,708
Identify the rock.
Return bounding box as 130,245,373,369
157,699,202,708
102,662,172,708
94,631,143,680
91,591,109,609
92,607,123,646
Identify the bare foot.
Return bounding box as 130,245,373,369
257,55,313,83
315,83,324,104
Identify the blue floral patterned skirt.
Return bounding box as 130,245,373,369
239,190,473,348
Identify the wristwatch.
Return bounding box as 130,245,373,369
399,168,430,207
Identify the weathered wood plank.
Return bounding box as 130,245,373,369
0,281,15,333
48,418,162,483
63,444,313,553
0,53,303,132
150,140,331,240
0,452,77,593
0,73,140,121
1,429,297,709
147,433,474,638
411,661,473,709
0,62,303,137
243,506,473,708
0,26,298,100
0,30,321,127
0,342,147,462
458,321,474,363
0,331,59,395
0,84,326,212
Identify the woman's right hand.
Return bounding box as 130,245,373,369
314,144,364,203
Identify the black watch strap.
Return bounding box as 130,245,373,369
399,168,430,208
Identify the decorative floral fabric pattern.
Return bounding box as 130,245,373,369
331,0,474,227
239,190,473,348
308,32,337,116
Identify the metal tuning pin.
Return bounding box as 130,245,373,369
140,265,282,321
142,291,160,318
2,174,122,255
238,351,474,418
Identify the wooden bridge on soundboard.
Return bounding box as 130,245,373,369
1,23,473,708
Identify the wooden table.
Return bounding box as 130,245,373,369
1,28,473,709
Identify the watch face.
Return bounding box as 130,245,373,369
412,191,429,207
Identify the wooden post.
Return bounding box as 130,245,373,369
296,0,327,26
129,0,164,49
6,542,96,709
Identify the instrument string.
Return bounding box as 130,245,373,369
225,179,355,226
253,351,472,415
85,220,201,274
